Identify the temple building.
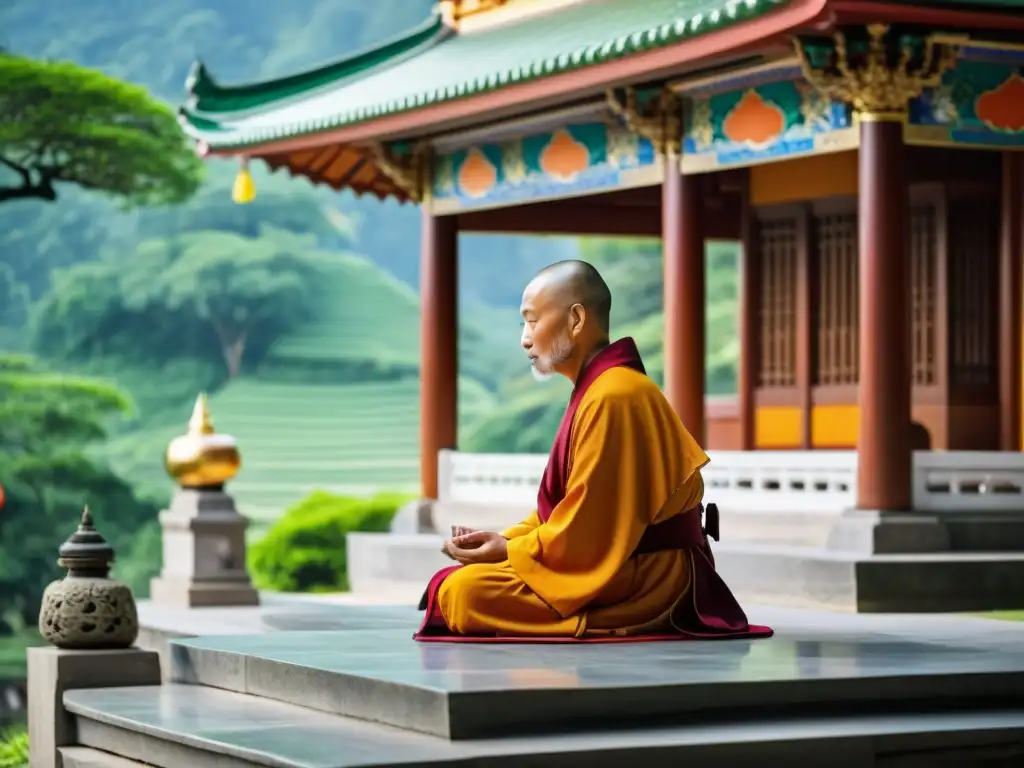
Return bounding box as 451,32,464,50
180,0,1024,611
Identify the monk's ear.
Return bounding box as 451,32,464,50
568,303,586,335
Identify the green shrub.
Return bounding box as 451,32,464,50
248,490,412,593
0,726,28,768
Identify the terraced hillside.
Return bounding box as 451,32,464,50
264,253,420,372
104,376,495,538
99,251,506,540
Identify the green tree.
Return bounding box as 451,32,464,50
32,228,330,378
0,54,203,205
0,354,159,635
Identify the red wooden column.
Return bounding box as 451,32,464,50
856,118,912,510
737,169,759,450
420,210,459,500
663,153,706,443
999,152,1023,451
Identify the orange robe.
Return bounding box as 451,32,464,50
436,366,710,637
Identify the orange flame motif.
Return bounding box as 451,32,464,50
458,148,498,198
975,73,1024,133
0,483,5,511
722,89,786,146
539,129,590,181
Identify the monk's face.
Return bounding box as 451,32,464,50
520,275,577,378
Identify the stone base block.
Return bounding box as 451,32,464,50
151,488,259,609
148,578,259,609
346,532,447,598
715,544,1024,612
388,499,436,534
28,647,160,768
826,510,952,554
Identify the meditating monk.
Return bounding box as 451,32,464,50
414,260,770,643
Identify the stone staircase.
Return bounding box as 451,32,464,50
59,604,1024,766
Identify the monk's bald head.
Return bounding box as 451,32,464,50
520,260,613,381
528,260,612,334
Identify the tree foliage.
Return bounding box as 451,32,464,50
249,491,410,593
31,227,330,378
0,54,203,205
0,355,159,635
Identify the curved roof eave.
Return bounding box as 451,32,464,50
181,0,813,153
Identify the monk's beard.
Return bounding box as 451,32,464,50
530,334,573,383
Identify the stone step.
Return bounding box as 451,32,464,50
165,617,1024,741
346,531,1024,612
64,685,1024,767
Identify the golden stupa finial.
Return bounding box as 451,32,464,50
188,392,216,435
165,393,241,489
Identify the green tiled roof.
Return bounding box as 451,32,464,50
185,14,452,115
179,0,791,150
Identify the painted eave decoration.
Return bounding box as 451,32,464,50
177,0,792,202
906,41,1024,149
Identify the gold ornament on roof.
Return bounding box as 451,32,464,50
438,0,509,26
370,141,431,203
794,24,959,119
232,157,256,204
165,394,241,488
606,87,683,156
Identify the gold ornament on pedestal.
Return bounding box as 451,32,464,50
165,394,241,489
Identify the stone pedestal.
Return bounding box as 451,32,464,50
28,647,160,768
387,498,436,534
149,488,259,608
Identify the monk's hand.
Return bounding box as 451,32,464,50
447,531,508,565
441,526,479,560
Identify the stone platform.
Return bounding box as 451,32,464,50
61,602,1024,766
167,621,1024,740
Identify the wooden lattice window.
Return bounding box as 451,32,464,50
757,218,798,388
813,211,858,385
948,198,998,387
910,203,938,386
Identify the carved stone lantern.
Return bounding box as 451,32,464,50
38,507,139,649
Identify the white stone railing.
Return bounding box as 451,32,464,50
439,449,1024,515
438,449,544,505
702,450,855,512
913,451,1024,512
438,449,857,514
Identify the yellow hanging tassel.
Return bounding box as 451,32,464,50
232,158,256,204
